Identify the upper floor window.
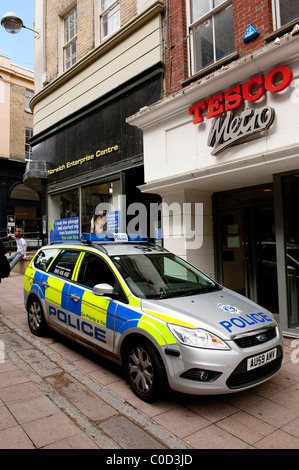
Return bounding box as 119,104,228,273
100,0,120,39
64,7,77,71
273,0,299,29
25,128,33,160
25,89,34,111
188,0,234,75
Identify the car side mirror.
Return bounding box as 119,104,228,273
92,283,114,296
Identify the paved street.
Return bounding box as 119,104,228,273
0,272,299,450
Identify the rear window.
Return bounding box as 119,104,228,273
34,248,60,272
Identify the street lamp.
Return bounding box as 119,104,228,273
1,12,39,37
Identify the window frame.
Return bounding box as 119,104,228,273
25,128,33,161
63,6,78,71
100,0,120,41
272,0,299,30
187,0,233,76
25,89,34,111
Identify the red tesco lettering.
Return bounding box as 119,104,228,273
189,66,293,124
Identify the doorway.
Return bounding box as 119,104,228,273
214,186,279,314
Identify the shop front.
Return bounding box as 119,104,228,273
128,35,299,335
27,66,163,245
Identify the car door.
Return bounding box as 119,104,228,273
46,249,82,333
71,250,128,354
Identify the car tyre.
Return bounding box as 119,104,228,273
125,339,167,402
27,297,48,336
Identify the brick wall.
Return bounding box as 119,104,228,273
45,0,140,82
10,84,33,160
121,0,137,26
163,0,188,96
233,0,273,55
164,0,275,96
46,0,94,81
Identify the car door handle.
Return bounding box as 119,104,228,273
42,281,49,288
70,293,81,302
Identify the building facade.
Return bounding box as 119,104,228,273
26,0,164,245
128,0,299,336
0,55,39,239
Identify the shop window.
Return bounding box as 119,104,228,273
63,7,77,71
50,189,79,221
273,0,299,29
100,0,120,39
81,180,120,234
187,0,234,74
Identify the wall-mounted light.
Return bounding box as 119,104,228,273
1,12,40,38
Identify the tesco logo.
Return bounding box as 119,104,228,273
189,66,293,125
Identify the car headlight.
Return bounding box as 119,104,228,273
168,324,230,350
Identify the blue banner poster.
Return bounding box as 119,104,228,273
107,210,120,233
50,217,79,242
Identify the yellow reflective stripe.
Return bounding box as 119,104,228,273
72,252,84,281
143,309,195,328
137,317,177,345
24,267,35,292
81,291,110,327
128,296,141,307
45,277,65,306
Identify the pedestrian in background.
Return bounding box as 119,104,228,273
0,239,10,282
8,232,27,270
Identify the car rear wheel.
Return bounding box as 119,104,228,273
125,339,167,402
27,298,48,336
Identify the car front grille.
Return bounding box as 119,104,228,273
226,346,283,389
233,326,277,349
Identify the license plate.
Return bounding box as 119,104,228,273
247,348,277,371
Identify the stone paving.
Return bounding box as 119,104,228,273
0,272,299,450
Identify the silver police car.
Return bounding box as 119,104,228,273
24,233,283,401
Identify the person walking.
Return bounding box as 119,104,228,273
8,232,27,270
0,239,10,282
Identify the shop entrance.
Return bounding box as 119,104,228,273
214,186,278,314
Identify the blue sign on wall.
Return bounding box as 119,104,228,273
243,24,259,43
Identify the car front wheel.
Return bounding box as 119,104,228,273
125,340,167,402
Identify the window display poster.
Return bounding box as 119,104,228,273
107,210,120,233
50,217,79,242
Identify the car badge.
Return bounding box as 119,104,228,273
216,303,242,315
256,333,268,343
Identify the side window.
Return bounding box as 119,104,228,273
48,250,80,280
77,252,117,288
34,248,60,272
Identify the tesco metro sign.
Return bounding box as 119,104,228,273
189,66,293,155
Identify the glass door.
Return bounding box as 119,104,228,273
215,186,279,314
282,173,299,329
219,212,247,297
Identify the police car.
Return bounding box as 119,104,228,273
24,233,283,401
